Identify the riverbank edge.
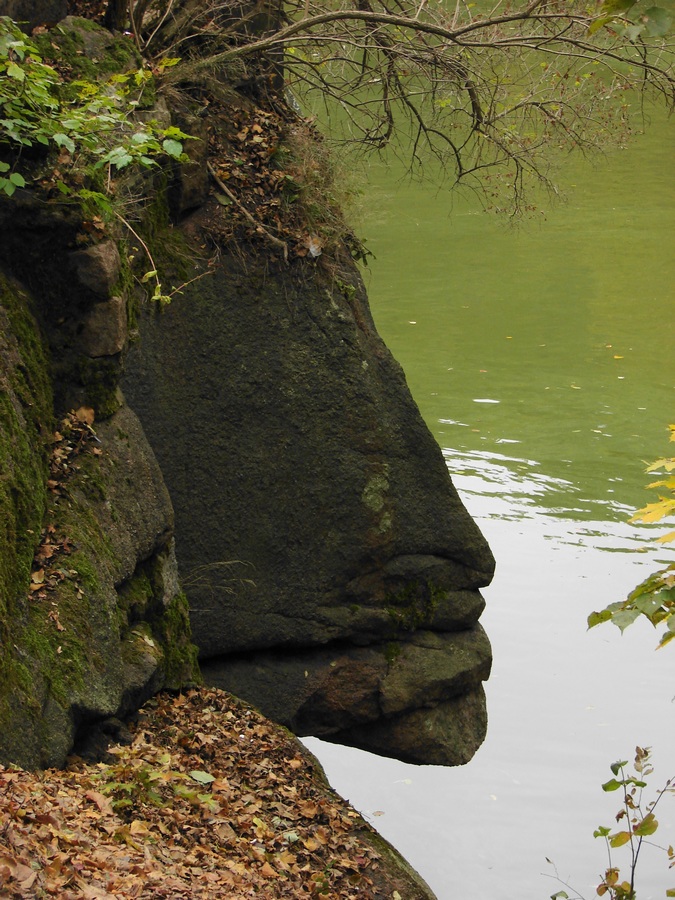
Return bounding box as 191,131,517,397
0,687,438,899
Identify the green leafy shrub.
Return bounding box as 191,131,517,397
0,17,188,197
588,425,675,648
547,748,674,900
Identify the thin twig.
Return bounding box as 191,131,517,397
207,161,289,262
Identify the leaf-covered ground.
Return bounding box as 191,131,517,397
0,688,422,899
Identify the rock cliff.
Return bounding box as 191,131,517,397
0,262,198,769
0,8,494,770
123,244,495,766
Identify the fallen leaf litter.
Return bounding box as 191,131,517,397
0,688,399,899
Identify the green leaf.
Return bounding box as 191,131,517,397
602,778,623,791
622,22,645,39
601,0,636,12
0,161,9,173
550,893,569,899
6,61,24,81
107,148,133,169
611,608,641,632
658,629,675,649
162,138,183,159
189,770,215,785
131,130,152,145
643,6,673,35
610,761,628,776
162,125,190,140
594,826,611,838
8,171,25,187
588,15,613,34
609,831,632,848
665,889,675,897
588,609,613,629
625,778,647,788
53,133,76,153
634,594,665,618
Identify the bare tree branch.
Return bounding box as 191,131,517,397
117,0,675,213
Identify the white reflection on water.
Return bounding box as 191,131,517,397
442,447,663,555
304,461,674,900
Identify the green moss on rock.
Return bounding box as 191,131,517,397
73,357,124,420
0,276,53,735
154,591,201,689
0,278,52,617
386,580,439,633
34,17,143,85
118,558,200,690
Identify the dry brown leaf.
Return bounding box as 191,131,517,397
73,406,95,425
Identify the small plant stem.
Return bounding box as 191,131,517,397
166,266,216,299
630,776,673,896
111,210,164,299
207,162,289,262
619,765,640,896
144,0,176,54
127,0,144,53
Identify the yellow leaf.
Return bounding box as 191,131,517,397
657,531,675,544
605,868,619,886
609,830,631,847
631,499,675,524
298,800,319,818
645,458,675,473
646,477,675,490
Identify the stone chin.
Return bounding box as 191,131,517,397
201,625,491,767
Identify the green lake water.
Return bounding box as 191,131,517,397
360,112,675,527
305,111,675,898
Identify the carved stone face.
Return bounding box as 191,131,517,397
123,244,495,766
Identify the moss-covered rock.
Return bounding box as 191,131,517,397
0,272,199,770
0,275,52,624
33,16,143,84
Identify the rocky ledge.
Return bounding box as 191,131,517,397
0,688,438,900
